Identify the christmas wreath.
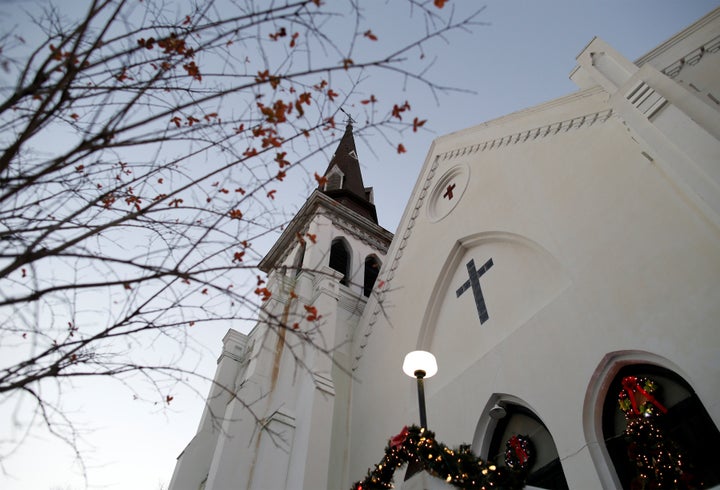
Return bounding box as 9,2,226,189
504,435,534,472
350,425,524,490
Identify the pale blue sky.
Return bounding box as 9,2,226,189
1,2,718,489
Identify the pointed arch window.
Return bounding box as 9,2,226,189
602,364,720,488
363,256,381,297
329,238,350,286
486,404,569,489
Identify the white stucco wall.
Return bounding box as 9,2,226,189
347,14,720,488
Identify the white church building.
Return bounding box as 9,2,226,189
170,8,720,489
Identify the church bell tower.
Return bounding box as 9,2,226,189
169,123,393,490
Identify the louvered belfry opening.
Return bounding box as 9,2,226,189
329,239,350,286
363,256,380,297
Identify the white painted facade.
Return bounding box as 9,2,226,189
171,9,720,489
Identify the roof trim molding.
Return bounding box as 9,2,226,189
259,191,393,273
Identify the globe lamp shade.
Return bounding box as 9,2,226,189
403,351,438,379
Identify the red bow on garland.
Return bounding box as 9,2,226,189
619,376,668,416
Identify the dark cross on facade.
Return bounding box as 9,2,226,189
456,258,494,324
443,183,456,200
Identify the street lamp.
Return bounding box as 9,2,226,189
403,350,437,428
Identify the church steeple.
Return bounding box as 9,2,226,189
319,123,378,223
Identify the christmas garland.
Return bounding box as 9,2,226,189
350,425,525,490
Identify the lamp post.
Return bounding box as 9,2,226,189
402,350,437,428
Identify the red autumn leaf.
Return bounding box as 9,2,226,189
412,117,427,132
255,287,272,301
189,321,195,326
243,147,258,158
70,113,80,121
269,27,287,41
298,92,311,105
363,30,378,41
361,94,377,105
290,32,299,48
75,165,84,172
434,0,448,7
123,283,132,290
327,89,339,101
157,178,164,184
233,251,245,262
256,275,265,286
397,143,406,154
170,116,182,127
311,0,321,6
201,288,208,295
314,172,328,187
183,61,202,81
342,58,354,70
275,151,290,168
391,101,411,120
235,187,246,194
292,322,300,330
166,395,174,404
204,112,218,121
290,291,298,299
21,268,26,278
306,233,317,244
183,15,191,25
229,209,243,219
267,189,277,199
304,304,321,321
276,170,286,181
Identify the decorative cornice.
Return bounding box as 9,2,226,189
659,34,720,79
436,109,613,163
259,191,393,273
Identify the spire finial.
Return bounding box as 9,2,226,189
339,107,355,129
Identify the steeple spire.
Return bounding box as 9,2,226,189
319,122,378,223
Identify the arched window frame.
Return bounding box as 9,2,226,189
329,237,351,286
292,241,306,276
583,351,720,489
473,395,569,490
363,255,381,297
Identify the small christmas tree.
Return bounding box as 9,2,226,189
618,376,699,489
